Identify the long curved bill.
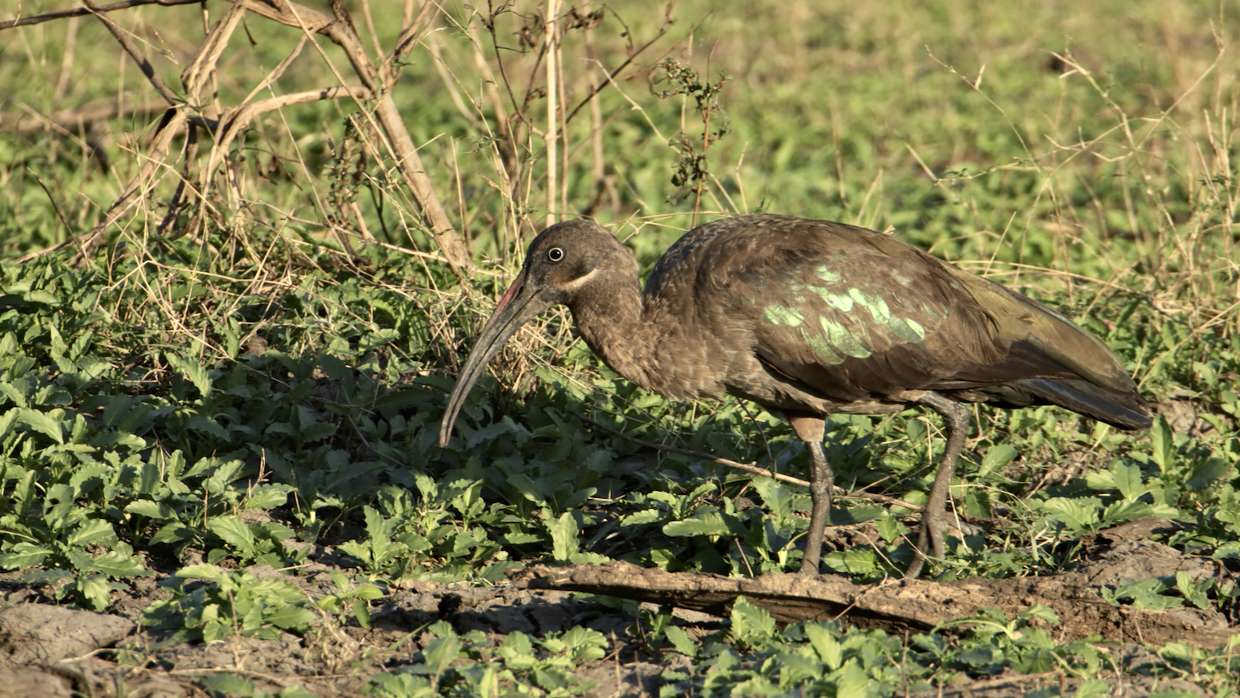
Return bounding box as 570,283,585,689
439,270,552,447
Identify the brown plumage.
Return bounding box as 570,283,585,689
440,214,1152,576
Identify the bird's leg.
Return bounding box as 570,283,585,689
906,392,970,578
788,415,832,575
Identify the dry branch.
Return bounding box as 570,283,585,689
0,0,199,30
81,0,181,106
515,518,1237,648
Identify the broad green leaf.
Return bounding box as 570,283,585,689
203,459,245,494
187,415,228,440
0,382,27,408
165,352,212,398
1021,604,1060,626
0,543,52,570
67,518,117,548
663,508,732,537
150,522,195,545
353,598,371,629
87,551,151,578
265,604,316,632
750,476,794,522
76,574,112,611
199,674,255,696
663,625,697,657
835,659,871,698
1213,542,1240,560
466,421,516,449
1187,458,1232,492
421,635,465,673
556,627,608,661
805,622,842,670
980,443,1018,474
1074,680,1116,698
164,352,213,401
207,517,256,552
1014,647,1056,673
497,632,536,670
1111,462,1146,502
125,500,177,520
138,460,162,495
730,597,775,647
1041,497,1102,532
1149,415,1174,474
23,289,61,307
245,484,293,510
177,564,227,581
619,509,664,527
957,645,1003,667
547,511,579,562
17,407,64,444
318,353,349,381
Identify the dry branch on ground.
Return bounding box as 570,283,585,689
515,518,1239,649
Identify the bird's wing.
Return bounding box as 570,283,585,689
684,216,1126,405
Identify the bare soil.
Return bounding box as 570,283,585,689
0,517,1232,697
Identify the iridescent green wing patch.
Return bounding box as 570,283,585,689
750,260,946,365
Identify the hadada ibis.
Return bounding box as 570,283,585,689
439,214,1152,577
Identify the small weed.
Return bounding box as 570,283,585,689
142,565,318,643
363,620,608,697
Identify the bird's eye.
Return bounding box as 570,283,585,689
547,247,564,262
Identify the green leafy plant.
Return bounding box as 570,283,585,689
315,570,386,629
652,58,732,217
142,565,318,643
0,480,152,611
363,620,609,697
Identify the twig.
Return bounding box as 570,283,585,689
562,5,677,124
389,0,439,69
426,33,484,132
367,240,500,276
544,0,562,226
0,0,200,31
202,86,374,177
181,0,250,103
469,22,517,179
29,173,75,244
81,0,181,106
576,414,922,512
157,121,198,237
182,0,251,228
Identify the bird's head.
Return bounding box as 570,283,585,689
439,220,635,446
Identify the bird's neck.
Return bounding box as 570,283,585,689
568,279,658,390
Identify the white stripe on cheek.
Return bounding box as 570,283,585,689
560,267,600,292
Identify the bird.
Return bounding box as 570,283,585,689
439,214,1152,577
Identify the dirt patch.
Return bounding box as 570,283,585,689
0,602,134,664
0,518,1233,697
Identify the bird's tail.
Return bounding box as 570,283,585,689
1016,377,1153,431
